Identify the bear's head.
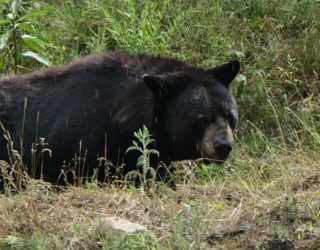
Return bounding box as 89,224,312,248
143,60,240,163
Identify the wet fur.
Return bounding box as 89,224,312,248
0,50,238,184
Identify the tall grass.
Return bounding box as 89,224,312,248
1,0,318,150
0,0,319,189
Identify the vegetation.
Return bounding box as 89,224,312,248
0,0,319,249
0,0,53,72
125,125,159,192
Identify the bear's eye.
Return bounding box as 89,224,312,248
197,114,210,128
227,114,237,130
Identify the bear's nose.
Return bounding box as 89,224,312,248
214,141,232,158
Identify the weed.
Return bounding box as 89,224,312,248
0,0,53,73
102,231,157,250
0,121,29,192
125,125,159,192
197,163,227,183
3,235,49,250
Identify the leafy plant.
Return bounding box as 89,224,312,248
102,231,157,250
0,0,53,73
197,163,227,183
125,125,159,191
3,235,49,249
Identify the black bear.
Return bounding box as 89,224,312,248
0,51,240,184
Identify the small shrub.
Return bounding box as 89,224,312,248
102,232,157,250
125,125,159,192
0,0,53,73
197,163,227,183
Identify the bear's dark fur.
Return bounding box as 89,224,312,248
0,51,240,184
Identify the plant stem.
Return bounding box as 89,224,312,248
12,20,18,74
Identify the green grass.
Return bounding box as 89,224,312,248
0,0,320,249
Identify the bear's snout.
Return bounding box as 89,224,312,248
214,139,233,159
201,120,234,163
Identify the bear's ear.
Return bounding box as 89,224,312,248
208,60,240,87
143,73,186,99
143,74,167,99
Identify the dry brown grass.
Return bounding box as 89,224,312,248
0,148,319,249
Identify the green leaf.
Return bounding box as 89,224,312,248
0,20,10,25
136,155,145,168
21,34,53,47
148,168,156,178
7,13,14,20
0,30,12,50
4,235,20,246
125,170,139,181
11,0,22,17
21,35,54,53
149,149,160,156
21,36,45,53
22,51,51,66
19,6,53,21
17,22,35,33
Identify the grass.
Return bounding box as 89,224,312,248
0,0,320,248
0,152,319,249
